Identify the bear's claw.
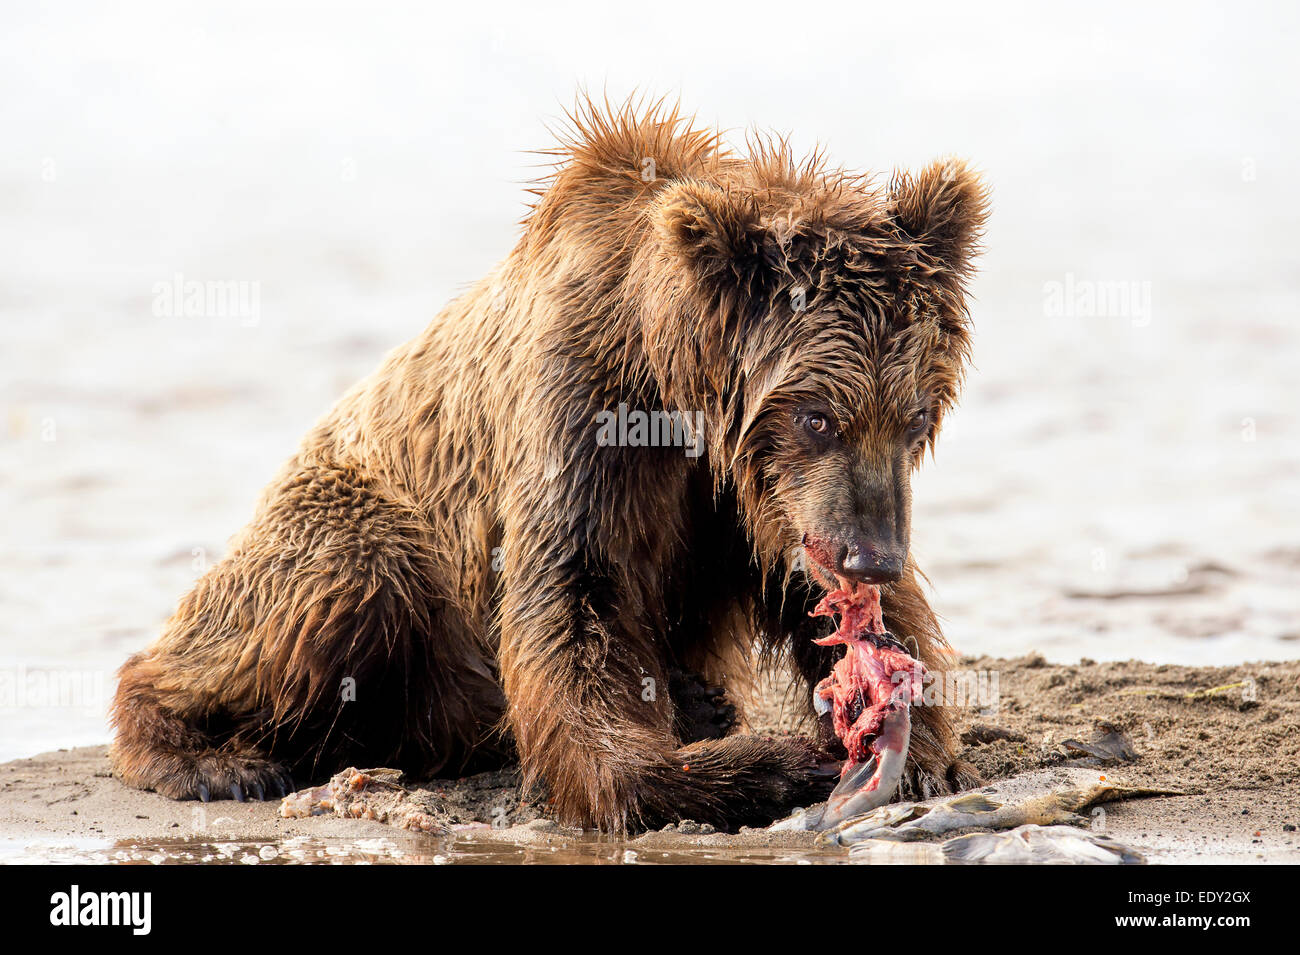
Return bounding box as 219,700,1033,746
156,755,295,804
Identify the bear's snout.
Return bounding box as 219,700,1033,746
836,538,905,585
802,533,905,588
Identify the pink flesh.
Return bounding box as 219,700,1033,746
809,581,925,829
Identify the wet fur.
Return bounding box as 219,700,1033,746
111,97,989,831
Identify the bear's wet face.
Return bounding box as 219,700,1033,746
734,321,940,589
778,394,930,589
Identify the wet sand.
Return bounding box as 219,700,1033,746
3,656,1296,864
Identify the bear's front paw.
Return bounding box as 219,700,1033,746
667,668,736,743
155,753,296,803
670,735,839,828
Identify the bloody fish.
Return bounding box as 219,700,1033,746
807,582,925,830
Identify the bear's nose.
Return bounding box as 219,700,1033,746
836,541,904,585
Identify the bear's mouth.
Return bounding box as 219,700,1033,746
800,535,845,592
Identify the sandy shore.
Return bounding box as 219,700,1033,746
2,655,1296,864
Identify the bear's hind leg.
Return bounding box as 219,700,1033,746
112,461,492,800
111,652,293,801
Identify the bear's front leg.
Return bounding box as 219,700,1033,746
495,539,829,831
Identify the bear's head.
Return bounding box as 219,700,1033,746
641,151,989,587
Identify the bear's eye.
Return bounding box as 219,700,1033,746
906,409,929,439
805,414,832,436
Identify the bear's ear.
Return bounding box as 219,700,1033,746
889,159,990,275
651,180,773,295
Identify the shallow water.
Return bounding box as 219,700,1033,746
1,835,844,866
1,2,1297,762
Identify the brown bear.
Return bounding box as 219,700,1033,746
111,98,990,832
